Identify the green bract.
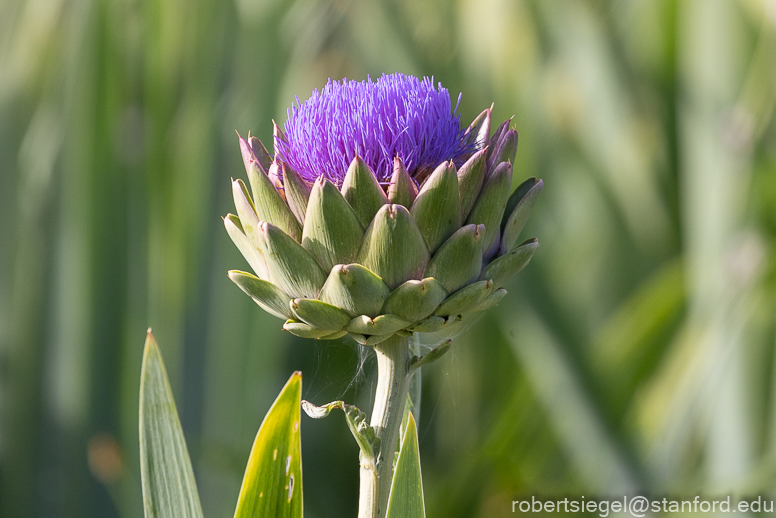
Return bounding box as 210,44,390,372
227,108,542,344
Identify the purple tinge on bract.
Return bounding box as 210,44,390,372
275,73,472,186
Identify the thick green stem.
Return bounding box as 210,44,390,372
357,334,412,518
358,454,378,518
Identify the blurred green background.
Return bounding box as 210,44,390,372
2,0,776,516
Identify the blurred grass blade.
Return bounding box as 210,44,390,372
234,372,303,518
139,330,204,518
386,413,425,518
500,307,636,494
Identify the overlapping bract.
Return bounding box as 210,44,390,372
226,107,542,345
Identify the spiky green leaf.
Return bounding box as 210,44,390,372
139,331,204,518
385,414,425,518
233,372,303,518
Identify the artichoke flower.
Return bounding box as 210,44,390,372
225,73,542,346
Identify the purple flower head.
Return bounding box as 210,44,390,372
275,73,472,186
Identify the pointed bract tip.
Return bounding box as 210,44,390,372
350,154,368,169
239,140,255,172
272,120,287,142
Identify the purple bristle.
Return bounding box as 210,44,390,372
275,73,472,185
